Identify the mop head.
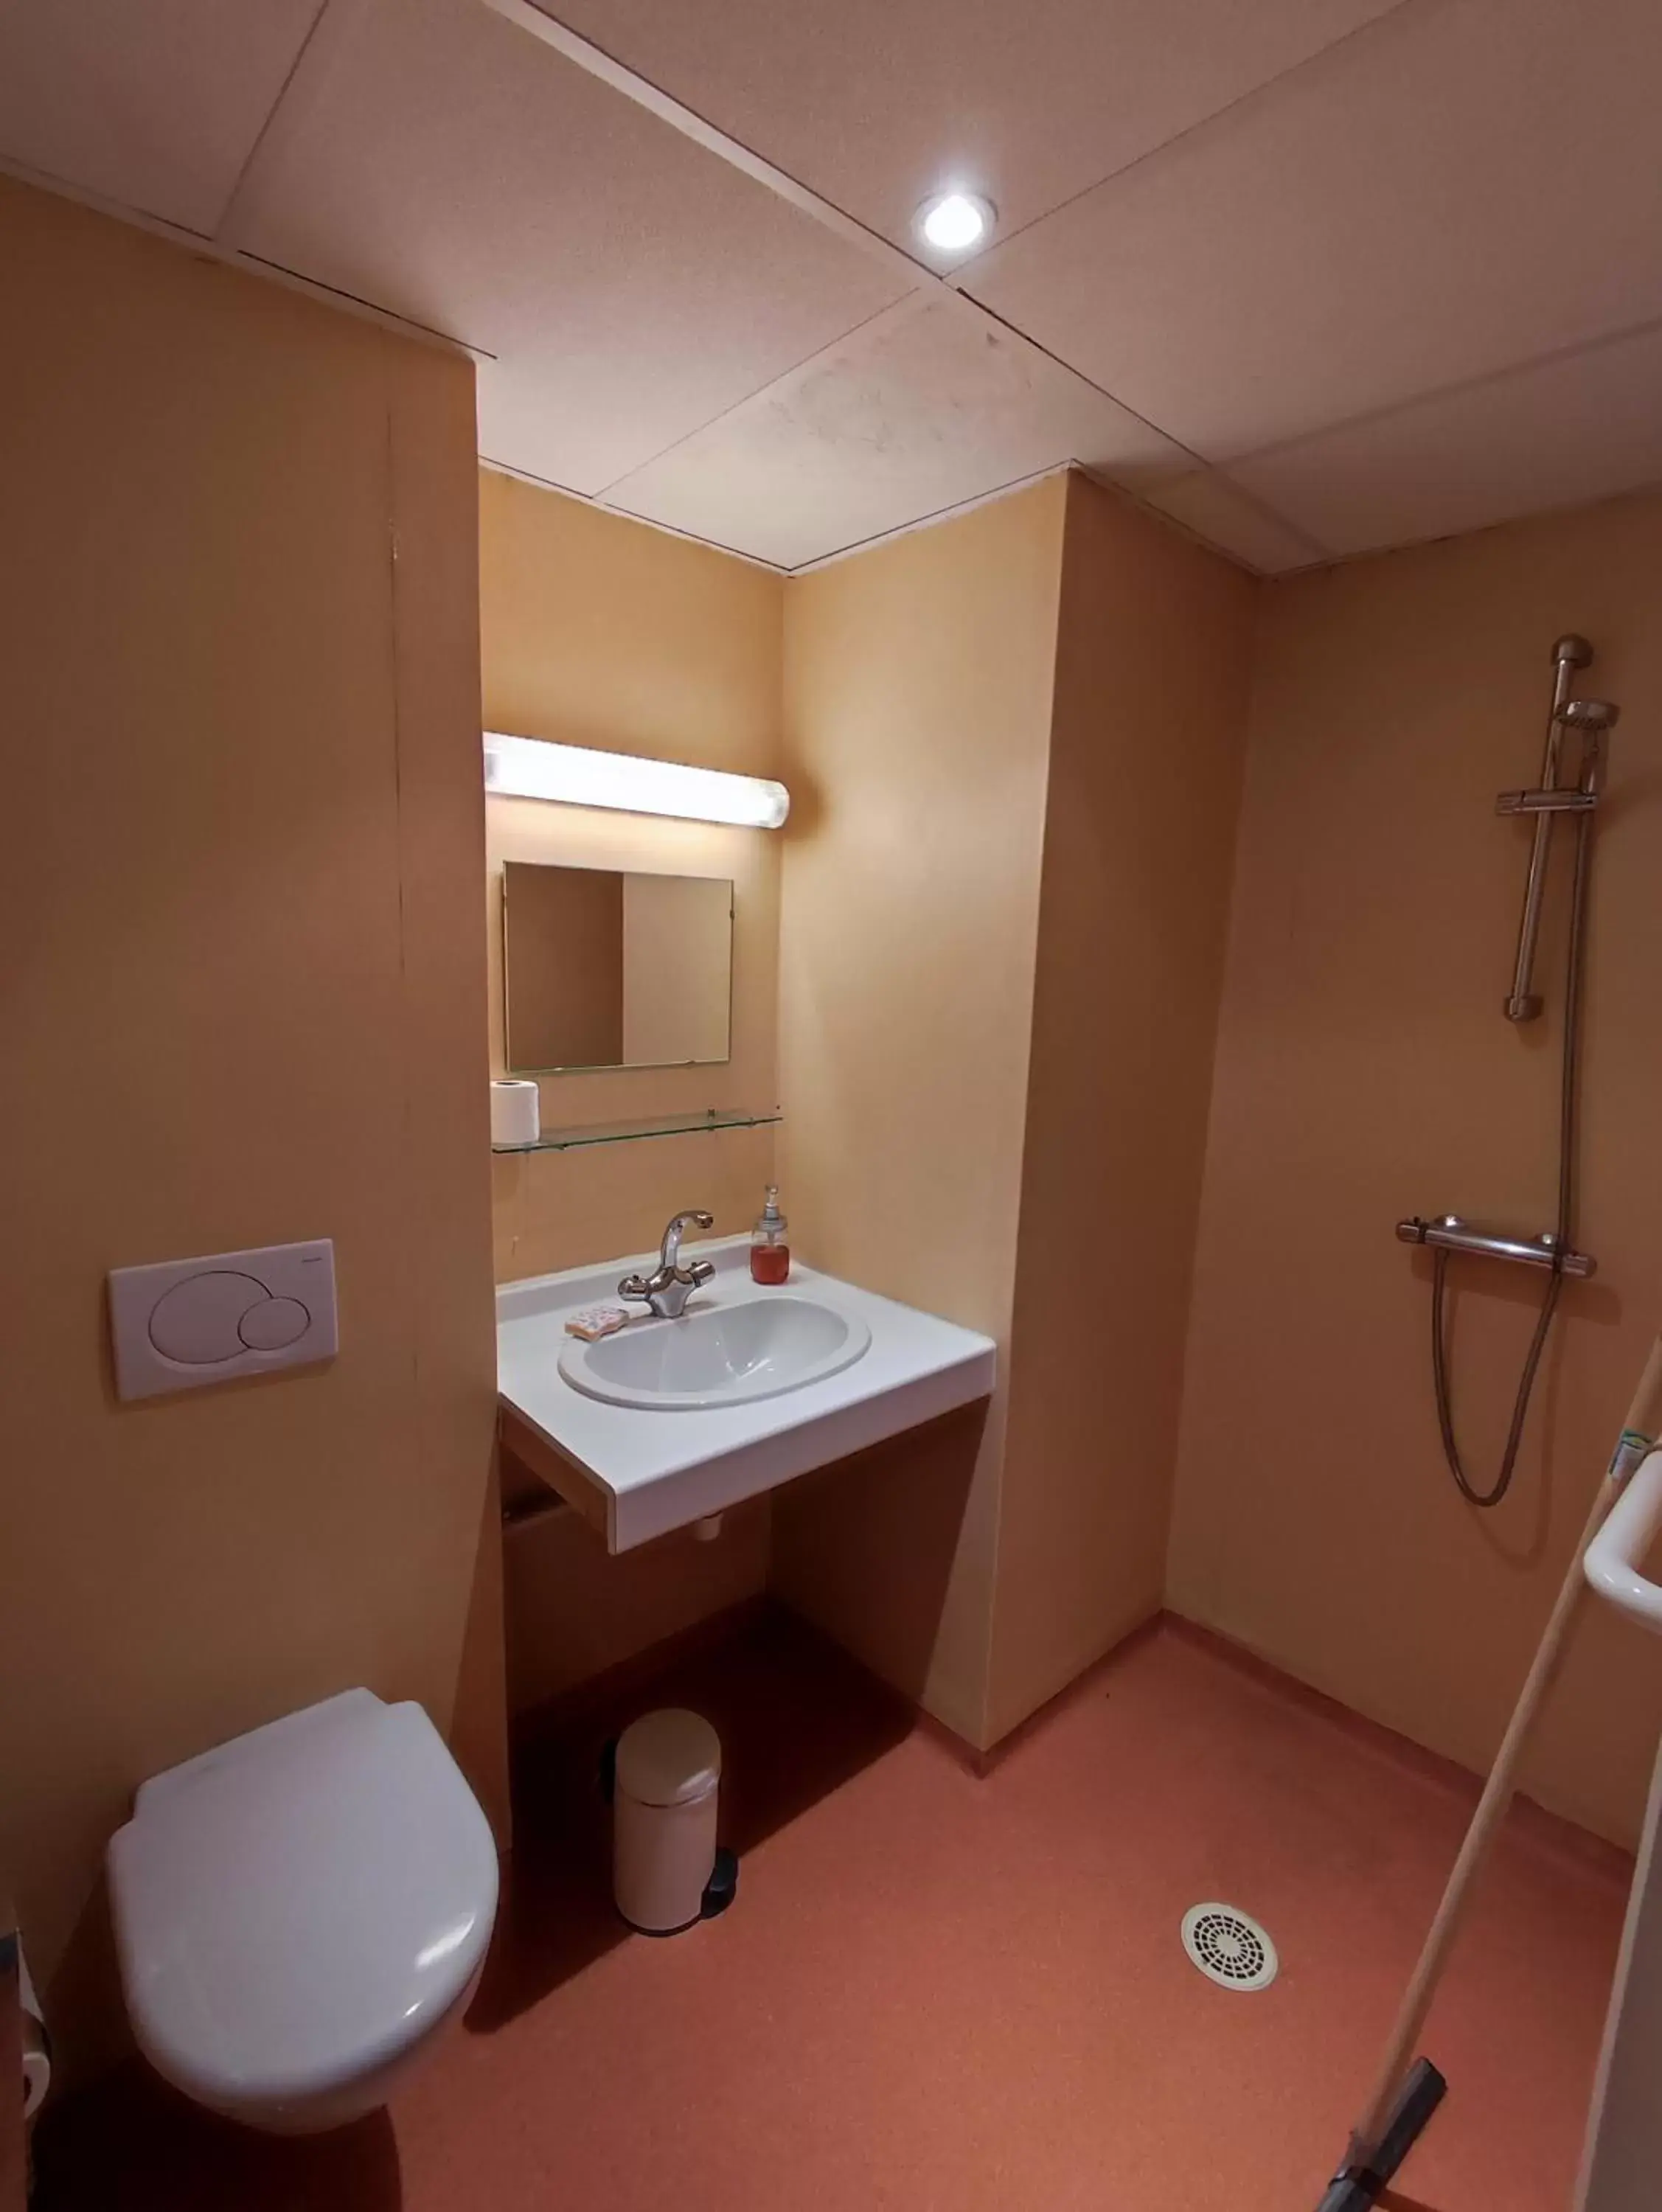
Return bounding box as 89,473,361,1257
1315,2059,1447,2211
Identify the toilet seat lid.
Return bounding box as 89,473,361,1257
108,1690,498,2107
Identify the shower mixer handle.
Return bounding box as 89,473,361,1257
1395,1214,1596,1279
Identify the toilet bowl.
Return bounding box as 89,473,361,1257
108,1688,498,2134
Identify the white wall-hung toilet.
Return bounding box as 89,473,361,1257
107,1688,498,2135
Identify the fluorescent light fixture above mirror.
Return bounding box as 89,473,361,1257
484,733,790,829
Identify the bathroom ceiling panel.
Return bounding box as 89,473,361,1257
1228,322,1662,560
0,0,327,234
1137,469,1328,575
225,0,911,495
599,292,1189,571
543,0,1401,252
967,0,1662,464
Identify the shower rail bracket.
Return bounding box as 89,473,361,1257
1495,787,1597,816
1395,1214,1596,1279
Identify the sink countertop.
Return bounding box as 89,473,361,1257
496,1237,997,1549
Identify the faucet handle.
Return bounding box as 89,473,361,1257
686,1256,715,1288
617,1270,651,1301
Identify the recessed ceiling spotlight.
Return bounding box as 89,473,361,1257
915,191,995,257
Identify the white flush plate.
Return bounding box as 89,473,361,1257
108,1239,338,1402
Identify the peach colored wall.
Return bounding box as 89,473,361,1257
503,1500,769,1717
1169,484,1662,1848
481,470,783,1284
479,470,785,1708
988,476,1257,1739
0,181,502,2077
771,478,1068,1745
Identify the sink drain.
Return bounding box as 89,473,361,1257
1181,1902,1279,1992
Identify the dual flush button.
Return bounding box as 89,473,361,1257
147,1272,312,1363
108,1240,338,1400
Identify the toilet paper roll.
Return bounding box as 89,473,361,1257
13,1935,49,2120
490,1079,540,1147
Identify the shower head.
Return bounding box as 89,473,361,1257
1553,633,1593,670
1555,698,1620,733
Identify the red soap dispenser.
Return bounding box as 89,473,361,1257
750,1184,790,1284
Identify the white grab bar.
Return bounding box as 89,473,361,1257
1585,1448,1662,1634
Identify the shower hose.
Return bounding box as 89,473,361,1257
1430,804,1593,1509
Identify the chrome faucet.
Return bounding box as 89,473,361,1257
619,1210,715,1319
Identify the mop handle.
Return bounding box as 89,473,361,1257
1350,1333,1662,2162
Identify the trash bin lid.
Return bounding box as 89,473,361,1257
615,1708,721,1807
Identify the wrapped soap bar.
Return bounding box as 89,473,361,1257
565,1305,630,1341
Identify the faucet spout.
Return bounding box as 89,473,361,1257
661,1209,714,1270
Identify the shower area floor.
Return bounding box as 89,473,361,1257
37,1610,1630,2212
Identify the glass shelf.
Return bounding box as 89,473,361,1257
492,1105,782,1155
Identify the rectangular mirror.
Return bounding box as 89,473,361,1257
502,862,733,1074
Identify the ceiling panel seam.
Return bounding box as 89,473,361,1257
1279,468,1662,578
952,291,1211,470
1165,464,1332,563
0,146,481,361
1218,308,1662,476
781,462,1077,574
479,0,1447,501
1079,464,1331,571
215,0,386,254
489,449,1082,576
1226,476,1329,562
481,0,930,292
481,454,790,571
973,0,1428,265
592,453,1310,582
586,290,933,503
207,0,335,238
780,458,1330,577
479,0,1241,470
0,147,215,244
583,276,1318,564
236,249,497,357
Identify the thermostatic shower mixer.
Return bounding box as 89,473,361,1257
1395,633,1621,1506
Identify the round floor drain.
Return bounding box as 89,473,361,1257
1181,1902,1279,1991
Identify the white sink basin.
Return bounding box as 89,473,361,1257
496,1237,997,1551
559,1294,871,1410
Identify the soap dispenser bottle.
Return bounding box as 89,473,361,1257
750,1185,790,1285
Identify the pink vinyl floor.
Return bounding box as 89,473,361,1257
36,1610,1631,2212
